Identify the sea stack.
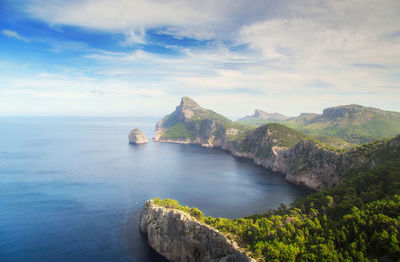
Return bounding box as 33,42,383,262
128,128,148,144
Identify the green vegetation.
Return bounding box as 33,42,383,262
234,122,353,153
190,108,231,124
153,136,400,261
314,135,356,150
266,123,308,147
282,107,400,144
161,123,195,140
152,198,204,220
238,123,308,155
237,105,400,145
236,118,279,127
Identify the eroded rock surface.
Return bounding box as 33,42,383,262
140,200,254,262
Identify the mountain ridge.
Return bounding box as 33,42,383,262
237,104,400,144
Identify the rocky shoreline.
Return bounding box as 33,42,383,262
153,131,358,191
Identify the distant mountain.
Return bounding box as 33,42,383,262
240,109,290,121
283,104,400,144
237,105,400,145
237,109,289,126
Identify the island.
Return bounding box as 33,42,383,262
128,128,148,144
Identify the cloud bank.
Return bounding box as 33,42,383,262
0,0,399,116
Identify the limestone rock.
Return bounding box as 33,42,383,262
128,128,148,144
140,200,254,262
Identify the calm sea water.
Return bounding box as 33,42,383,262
0,117,306,261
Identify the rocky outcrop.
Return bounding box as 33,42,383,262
129,128,148,144
139,200,254,262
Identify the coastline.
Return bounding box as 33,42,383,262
153,137,338,191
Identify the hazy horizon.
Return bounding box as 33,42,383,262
1,0,399,117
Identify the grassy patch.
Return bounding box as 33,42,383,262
160,123,195,140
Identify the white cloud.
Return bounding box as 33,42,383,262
3,0,400,116
25,0,224,40
1,28,88,52
122,28,146,45
2,29,27,41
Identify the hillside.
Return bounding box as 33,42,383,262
237,104,400,145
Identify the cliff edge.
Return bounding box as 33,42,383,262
139,200,254,262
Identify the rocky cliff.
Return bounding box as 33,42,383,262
139,200,254,262
153,97,383,191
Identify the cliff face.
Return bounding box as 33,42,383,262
139,200,254,262
153,97,381,191
223,127,364,190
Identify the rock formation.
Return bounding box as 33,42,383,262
128,128,148,144
140,200,254,262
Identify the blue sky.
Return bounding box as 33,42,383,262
0,0,399,117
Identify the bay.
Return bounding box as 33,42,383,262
0,117,306,261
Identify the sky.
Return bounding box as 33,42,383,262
0,0,399,118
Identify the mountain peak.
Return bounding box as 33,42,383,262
322,104,380,118
180,97,201,109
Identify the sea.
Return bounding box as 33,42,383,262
0,117,306,261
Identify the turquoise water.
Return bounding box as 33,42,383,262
0,117,306,261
